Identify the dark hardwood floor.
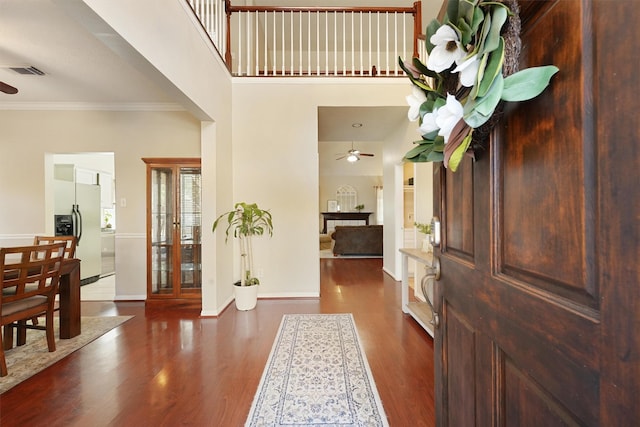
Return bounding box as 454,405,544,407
0,258,435,426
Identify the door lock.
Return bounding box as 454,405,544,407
430,217,441,247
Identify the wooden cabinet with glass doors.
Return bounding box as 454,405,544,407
143,158,202,301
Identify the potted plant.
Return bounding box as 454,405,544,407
354,204,364,212
414,222,432,253
212,202,273,310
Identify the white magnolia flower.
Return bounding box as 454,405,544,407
436,94,464,143
418,109,440,137
406,85,427,122
454,54,480,87
427,25,466,73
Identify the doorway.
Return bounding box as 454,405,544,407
50,153,116,301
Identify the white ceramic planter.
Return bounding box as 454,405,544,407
421,237,432,253
234,284,258,311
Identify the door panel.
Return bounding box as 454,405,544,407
501,0,596,307
443,159,474,261
434,1,639,426
444,306,476,427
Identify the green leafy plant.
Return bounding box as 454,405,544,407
354,204,365,212
212,202,273,286
399,0,558,172
414,222,432,235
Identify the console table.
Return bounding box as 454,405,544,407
400,248,435,338
321,212,372,234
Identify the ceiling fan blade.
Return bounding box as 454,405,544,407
360,153,375,157
0,81,18,94
336,155,346,160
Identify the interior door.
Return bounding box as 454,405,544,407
432,1,639,426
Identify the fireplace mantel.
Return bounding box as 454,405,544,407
321,212,372,234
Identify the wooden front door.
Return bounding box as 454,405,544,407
432,1,639,425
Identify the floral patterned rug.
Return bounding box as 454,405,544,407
0,316,133,394
245,313,389,426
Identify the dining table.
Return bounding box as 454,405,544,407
2,258,81,340
57,258,81,339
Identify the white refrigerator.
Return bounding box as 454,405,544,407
54,171,102,284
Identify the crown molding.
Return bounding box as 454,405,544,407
0,102,185,111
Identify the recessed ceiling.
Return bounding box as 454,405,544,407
0,0,174,105
318,106,408,142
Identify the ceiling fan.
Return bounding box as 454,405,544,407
0,81,18,94
336,142,374,162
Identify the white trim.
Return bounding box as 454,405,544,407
113,294,146,301
115,233,146,239
232,76,406,85
0,102,185,112
0,234,43,241
383,266,400,281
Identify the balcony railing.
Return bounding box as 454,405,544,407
186,0,424,77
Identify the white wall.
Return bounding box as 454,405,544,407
72,0,234,314
0,110,201,299
232,78,411,297
382,119,419,279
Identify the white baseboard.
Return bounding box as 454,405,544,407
382,266,401,281
113,294,146,301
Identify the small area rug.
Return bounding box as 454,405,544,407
246,313,389,427
0,315,132,394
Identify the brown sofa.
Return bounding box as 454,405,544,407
331,225,383,256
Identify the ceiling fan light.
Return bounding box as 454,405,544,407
347,153,359,162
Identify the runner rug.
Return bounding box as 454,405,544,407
0,315,132,394
245,313,389,426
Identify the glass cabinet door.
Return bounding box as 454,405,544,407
150,167,175,295
178,166,202,294
144,158,202,300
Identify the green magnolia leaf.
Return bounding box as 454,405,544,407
412,57,438,80
476,37,504,98
476,75,504,117
432,135,446,152
458,1,476,44
405,141,435,160
476,8,493,55
457,18,473,46
464,73,504,127
432,96,447,110
398,58,437,93
421,129,439,140
448,132,473,172
459,0,476,24
483,6,507,53
425,19,441,53
470,51,489,100
470,5,485,34
418,96,442,120
501,66,560,101
427,150,445,162
446,0,460,24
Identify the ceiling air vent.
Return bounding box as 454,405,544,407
10,66,45,75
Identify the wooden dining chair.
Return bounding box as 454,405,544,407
28,236,77,326
0,242,66,377
33,235,77,260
